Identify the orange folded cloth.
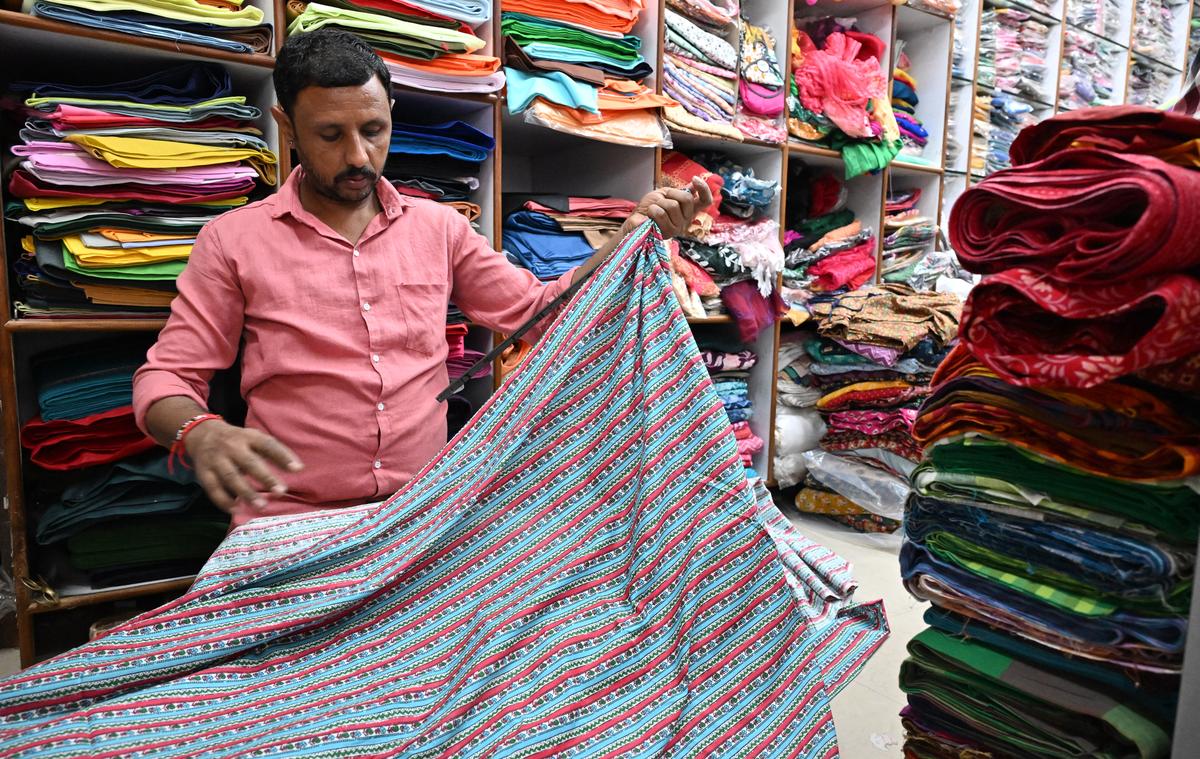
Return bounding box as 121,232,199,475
379,50,501,77
502,0,644,34
80,284,177,308
446,201,481,221
526,99,669,148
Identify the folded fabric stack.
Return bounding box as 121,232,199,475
33,451,228,590
24,0,272,54
20,343,154,471
944,81,969,167
982,91,1034,174
664,150,784,342
785,285,959,534
444,344,492,437
1058,27,1123,110
787,15,901,178
1128,58,1177,107
881,188,955,292
1132,0,1183,63
287,0,501,94
980,8,1051,104
503,3,673,147
1067,0,1122,39
905,0,960,13
4,63,274,318
502,195,636,281
899,104,1200,758
781,166,875,312
386,119,493,228
951,8,967,79
661,8,740,141
732,17,787,143
892,45,928,162
699,341,763,473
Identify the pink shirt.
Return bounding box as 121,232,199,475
133,169,575,526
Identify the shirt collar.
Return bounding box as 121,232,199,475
270,166,410,223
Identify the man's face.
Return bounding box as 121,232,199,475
285,77,392,204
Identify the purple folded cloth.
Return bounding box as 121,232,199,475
835,339,902,367
446,349,493,382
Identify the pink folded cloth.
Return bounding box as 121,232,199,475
13,143,255,188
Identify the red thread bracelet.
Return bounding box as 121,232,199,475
168,413,223,473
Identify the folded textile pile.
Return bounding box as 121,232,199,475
503,3,672,146
881,188,968,294
945,81,969,167
0,221,888,757
444,342,492,438
979,90,1034,174
287,0,502,94
20,343,155,470
23,0,272,53
698,335,765,474
661,8,741,140
1128,57,1177,107
892,44,929,162
779,285,960,534
978,8,1051,104
4,63,274,318
663,150,784,341
787,15,901,178
1067,0,1122,39
731,17,787,143
899,104,1199,758
502,195,636,280
1132,0,1183,63
386,119,493,228
1058,27,1123,110
781,165,874,311
34,452,228,589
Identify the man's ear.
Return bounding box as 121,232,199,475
271,104,295,149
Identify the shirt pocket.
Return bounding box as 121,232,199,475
396,282,448,355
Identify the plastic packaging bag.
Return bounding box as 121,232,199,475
801,449,909,521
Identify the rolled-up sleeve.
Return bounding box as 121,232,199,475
447,210,577,342
132,221,245,434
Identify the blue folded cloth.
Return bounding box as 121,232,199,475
404,0,489,25
31,1,255,53
389,120,494,163
504,68,599,115
502,211,594,280
11,62,232,104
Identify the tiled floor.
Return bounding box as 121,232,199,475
0,516,920,758
784,512,926,758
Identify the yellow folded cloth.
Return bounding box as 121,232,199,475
65,134,278,185
63,235,192,267
80,284,177,308
23,0,264,27
96,229,195,244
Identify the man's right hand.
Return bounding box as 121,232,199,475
184,419,304,513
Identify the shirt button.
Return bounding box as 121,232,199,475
372,354,380,363
362,303,371,312
377,402,386,411
353,249,360,257
374,460,382,469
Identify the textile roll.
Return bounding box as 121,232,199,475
1009,104,1200,167
949,148,1200,283
0,222,886,756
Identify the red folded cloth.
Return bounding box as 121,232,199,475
1010,105,1200,166
523,197,637,219
807,242,877,292
960,268,1200,388
949,149,1200,283
8,170,253,204
445,323,469,360
720,281,786,343
21,405,156,470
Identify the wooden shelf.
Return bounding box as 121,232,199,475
667,127,785,152
686,315,733,324
28,576,197,615
890,159,945,175
785,141,843,161
0,10,274,68
5,318,168,333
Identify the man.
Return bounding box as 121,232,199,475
133,29,712,527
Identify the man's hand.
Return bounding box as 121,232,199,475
185,419,304,513
622,177,715,239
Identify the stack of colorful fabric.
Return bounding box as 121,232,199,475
26,0,272,53
732,18,787,143
503,2,671,147
287,1,502,94
385,119,493,227
1128,58,1177,107
983,91,1034,174
4,63,274,318
20,343,155,471
1058,28,1123,110
1132,0,1183,64
1067,0,1122,39
899,104,1200,758
882,188,940,290
789,285,960,534
979,7,1052,104
664,150,784,342
892,44,929,162
787,15,901,178
699,340,764,474
661,8,740,140
781,166,875,313
502,195,636,280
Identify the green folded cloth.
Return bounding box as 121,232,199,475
25,95,260,123
63,246,185,281
831,134,903,179
796,209,855,240
916,437,1200,544
289,2,483,59
37,453,203,544
502,13,643,63
900,627,1171,759
66,509,229,570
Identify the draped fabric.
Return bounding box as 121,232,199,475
0,223,887,757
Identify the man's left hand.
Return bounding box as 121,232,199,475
622,177,715,240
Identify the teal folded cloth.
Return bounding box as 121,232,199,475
37,452,204,545
504,68,599,114
33,343,147,421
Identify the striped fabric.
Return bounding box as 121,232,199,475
0,222,887,756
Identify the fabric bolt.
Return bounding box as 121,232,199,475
719,280,786,343
0,221,888,757
796,484,868,517
1010,104,1200,167
28,0,270,53
21,405,155,471
288,3,486,59
817,381,930,412
501,0,642,35
827,512,901,534
503,68,600,114
389,120,495,163
33,344,144,421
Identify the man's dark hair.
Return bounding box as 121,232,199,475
273,29,391,115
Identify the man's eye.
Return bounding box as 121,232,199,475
320,134,339,142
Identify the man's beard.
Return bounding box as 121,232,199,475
297,151,378,204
